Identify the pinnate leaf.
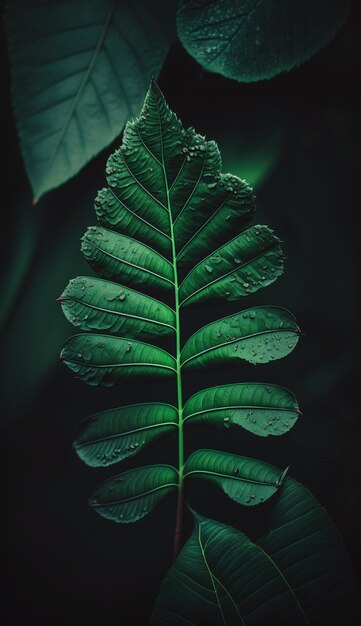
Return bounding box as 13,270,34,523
74,403,178,467
90,464,178,523
183,383,300,436
81,227,174,294
60,333,176,386
60,276,175,339
181,306,300,370
184,449,287,506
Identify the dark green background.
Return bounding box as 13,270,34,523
1,5,360,625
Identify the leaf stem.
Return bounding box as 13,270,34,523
172,267,184,559
155,91,185,559
170,194,185,559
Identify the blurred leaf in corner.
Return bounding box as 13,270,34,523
0,185,92,421
177,0,352,82
5,0,177,201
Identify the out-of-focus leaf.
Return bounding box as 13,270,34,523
5,0,176,199
0,190,91,419
177,0,352,82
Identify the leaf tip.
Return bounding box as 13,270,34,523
32,196,40,206
150,79,163,100
187,505,206,526
277,465,291,487
88,494,98,507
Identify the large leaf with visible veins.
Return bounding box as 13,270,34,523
151,479,358,625
6,0,176,199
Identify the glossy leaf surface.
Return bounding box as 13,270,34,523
177,0,352,82
181,306,300,370
179,225,283,307
183,383,300,436
81,227,174,293
74,403,178,466
176,173,255,268
60,276,175,339
89,464,178,523
60,334,176,386
184,449,287,506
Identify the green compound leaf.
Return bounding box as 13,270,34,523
184,449,287,506
81,227,174,294
60,333,176,386
151,479,358,625
177,0,352,83
59,276,175,339
179,225,283,308
6,0,176,199
181,306,300,370
60,84,302,552
58,80,353,624
74,403,178,467
89,464,178,523
183,383,300,436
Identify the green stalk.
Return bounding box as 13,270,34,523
158,124,184,560
172,257,184,560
